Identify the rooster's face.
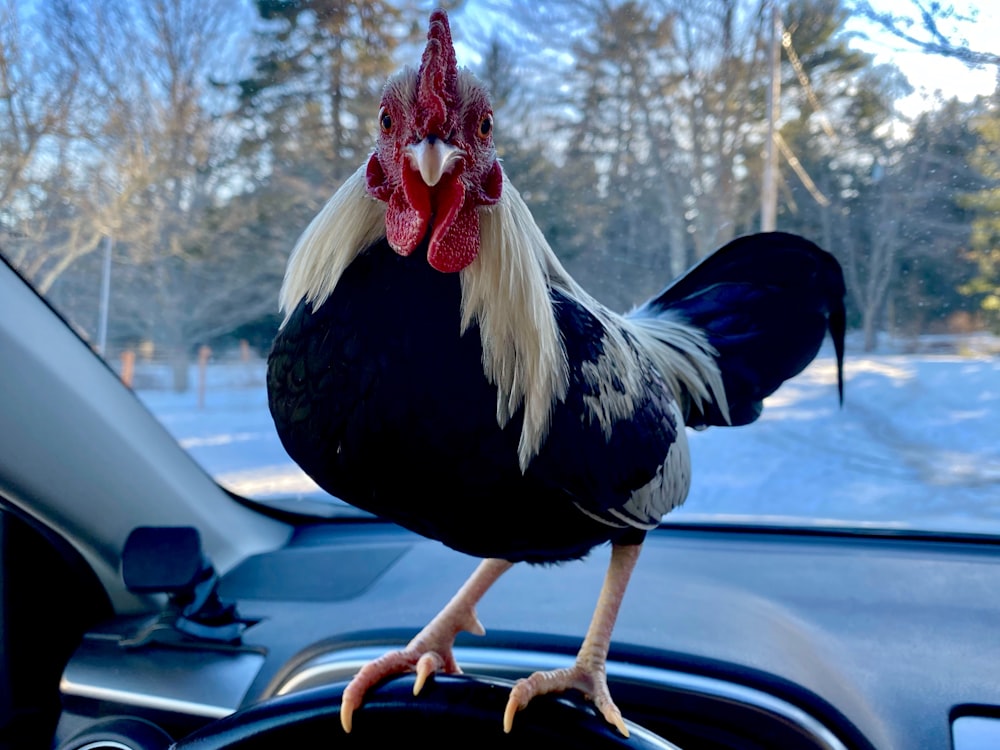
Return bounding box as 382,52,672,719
365,9,502,273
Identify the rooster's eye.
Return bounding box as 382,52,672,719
379,108,392,134
478,113,493,140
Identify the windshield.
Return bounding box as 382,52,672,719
1,0,997,533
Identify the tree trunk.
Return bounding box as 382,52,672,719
862,307,879,353
170,348,190,393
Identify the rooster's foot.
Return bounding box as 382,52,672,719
340,640,468,732
340,558,513,733
503,660,628,737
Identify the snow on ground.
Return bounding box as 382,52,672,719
136,364,324,499
135,341,1000,535
676,351,1000,533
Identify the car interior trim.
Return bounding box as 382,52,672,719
57,678,234,721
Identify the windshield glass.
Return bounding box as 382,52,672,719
2,0,997,532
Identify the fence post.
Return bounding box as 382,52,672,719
120,349,135,388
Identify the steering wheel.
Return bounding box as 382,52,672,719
173,674,681,749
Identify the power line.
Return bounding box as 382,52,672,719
779,20,839,144
775,132,830,206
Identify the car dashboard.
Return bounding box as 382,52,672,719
51,522,1000,749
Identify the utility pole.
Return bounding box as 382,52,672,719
97,235,113,356
761,1,781,232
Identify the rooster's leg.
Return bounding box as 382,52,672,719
503,542,641,737
340,557,513,732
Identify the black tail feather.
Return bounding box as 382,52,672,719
631,231,846,428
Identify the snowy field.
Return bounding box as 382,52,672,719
136,337,1000,536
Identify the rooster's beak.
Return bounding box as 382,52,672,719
407,137,463,187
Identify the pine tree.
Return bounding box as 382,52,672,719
959,93,1000,330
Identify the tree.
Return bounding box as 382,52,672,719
32,0,273,388
0,0,95,290
851,0,1000,337
496,0,874,310
779,65,985,350
565,0,685,305
854,0,1000,67
888,98,986,335
235,1,433,186
959,94,1000,330
474,34,605,293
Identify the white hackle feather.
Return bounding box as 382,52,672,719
467,179,569,470
278,165,387,322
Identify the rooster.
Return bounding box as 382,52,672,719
267,8,846,738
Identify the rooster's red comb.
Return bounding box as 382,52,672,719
416,9,458,136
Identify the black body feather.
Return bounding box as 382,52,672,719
267,238,660,563
268,231,846,564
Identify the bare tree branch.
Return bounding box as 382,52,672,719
854,0,1000,67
